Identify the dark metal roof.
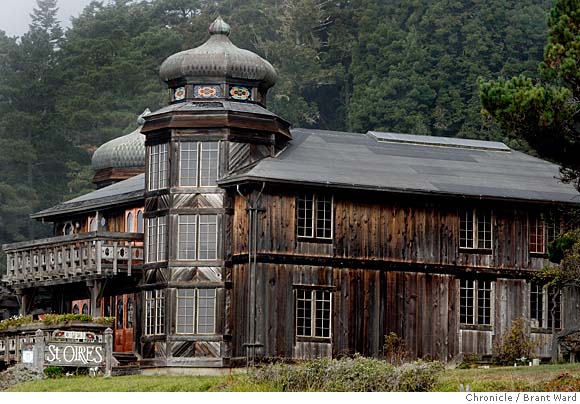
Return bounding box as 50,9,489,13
33,128,580,222
221,129,580,205
32,174,144,219
147,99,281,118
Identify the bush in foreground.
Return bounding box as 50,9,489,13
250,355,444,392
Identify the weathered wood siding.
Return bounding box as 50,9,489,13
230,263,459,361
233,191,552,271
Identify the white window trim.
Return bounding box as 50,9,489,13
459,209,493,250
177,214,219,261
459,279,493,326
529,214,560,254
175,288,217,335
530,283,562,329
147,143,169,191
145,289,165,336
146,216,167,263
295,289,332,339
179,141,220,187
297,194,334,240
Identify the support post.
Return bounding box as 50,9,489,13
33,329,44,372
87,280,103,317
18,291,29,316
104,327,113,378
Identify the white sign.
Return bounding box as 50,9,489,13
22,350,34,364
45,342,104,367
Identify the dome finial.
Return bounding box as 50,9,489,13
137,108,151,125
209,16,230,36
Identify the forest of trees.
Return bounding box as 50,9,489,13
0,0,556,272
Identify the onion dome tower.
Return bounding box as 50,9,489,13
91,110,149,188
139,18,291,369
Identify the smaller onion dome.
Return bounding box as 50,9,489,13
91,110,149,188
159,17,277,89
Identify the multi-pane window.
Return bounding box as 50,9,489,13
177,214,218,260
531,283,561,329
460,279,492,326
179,142,219,187
297,194,333,240
460,209,493,250
295,289,331,339
145,290,165,335
529,214,560,254
176,288,217,334
148,143,169,191
146,216,167,263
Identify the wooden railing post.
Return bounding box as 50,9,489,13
96,240,102,275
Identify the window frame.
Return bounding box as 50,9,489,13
147,143,169,191
146,216,167,263
529,213,560,255
460,279,493,328
294,288,332,340
175,288,217,335
530,283,562,330
296,193,333,242
177,214,219,261
178,141,220,187
459,209,493,252
145,289,165,336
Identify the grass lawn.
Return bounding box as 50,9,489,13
434,363,580,392
4,363,580,392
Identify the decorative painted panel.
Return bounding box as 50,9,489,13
229,86,251,101
194,85,221,98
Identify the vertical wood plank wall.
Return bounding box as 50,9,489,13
230,189,572,362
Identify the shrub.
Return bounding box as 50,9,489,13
0,315,33,331
384,332,408,365
543,373,580,392
44,366,65,379
251,355,444,392
493,317,535,366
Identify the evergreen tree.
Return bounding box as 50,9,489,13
479,0,580,191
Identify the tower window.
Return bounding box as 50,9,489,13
179,142,219,187
177,214,218,260
148,143,169,191
145,289,165,335
146,216,167,263
176,288,217,334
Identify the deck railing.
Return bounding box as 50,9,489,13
2,232,143,288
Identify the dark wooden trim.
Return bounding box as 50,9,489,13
297,237,333,244
460,324,493,332
292,284,336,291
296,337,332,343
231,253,541,279
459,248,493,255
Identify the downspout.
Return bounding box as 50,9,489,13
237,182,266,369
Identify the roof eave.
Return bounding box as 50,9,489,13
218,175,580,207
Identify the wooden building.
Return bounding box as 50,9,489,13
2,17,580,370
